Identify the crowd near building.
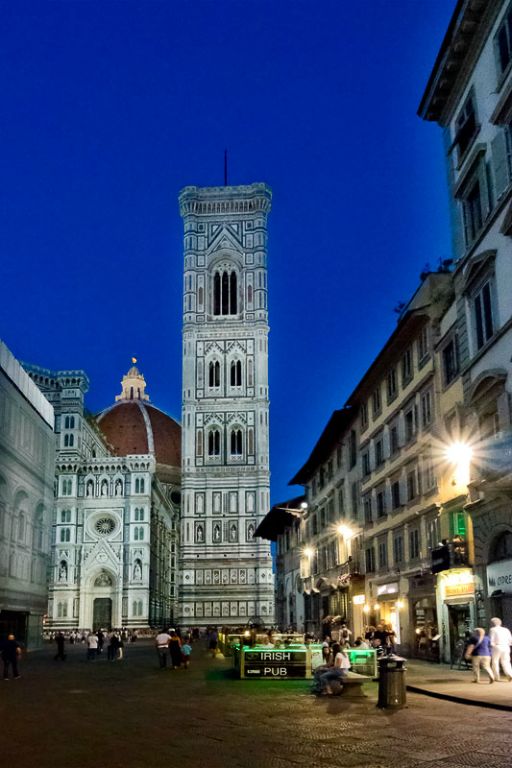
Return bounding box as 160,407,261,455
256,0,512,665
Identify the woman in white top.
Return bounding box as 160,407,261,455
319,643,350,694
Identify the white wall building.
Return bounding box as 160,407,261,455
178,183,274,626
0,340,55,648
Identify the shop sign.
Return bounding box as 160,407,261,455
487,559,512,595
353,594,365,605
243,649,306,678
444,583,474,598
377,582,398,597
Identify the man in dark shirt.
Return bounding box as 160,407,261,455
2,634,22,679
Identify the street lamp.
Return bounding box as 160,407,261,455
445,441,472,486
337,523,353,539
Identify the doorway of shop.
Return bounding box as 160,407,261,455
448,603,471,657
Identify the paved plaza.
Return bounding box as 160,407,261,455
2,641,512,768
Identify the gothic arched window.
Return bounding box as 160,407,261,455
208,430,221,457
230,360,242,387
230,429,242,456
213,269,238,315
209,361,220,388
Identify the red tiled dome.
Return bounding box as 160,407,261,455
97,401,181,468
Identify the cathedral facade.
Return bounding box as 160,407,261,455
24,363,181,632
178,183,275,626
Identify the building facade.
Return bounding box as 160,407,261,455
25,362,180,632
419,0,512,637
0,341,55,648
178,183,274,626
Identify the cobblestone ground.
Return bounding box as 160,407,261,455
1,641,511,768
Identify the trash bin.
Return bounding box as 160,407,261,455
377,655,407,709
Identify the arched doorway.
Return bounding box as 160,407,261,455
91,570,115,630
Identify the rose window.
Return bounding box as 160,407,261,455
95,517,115,535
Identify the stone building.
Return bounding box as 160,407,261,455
178,183,274,626
286,408,364,638
419,0,512,631
25,362,180,632
0,341,55,648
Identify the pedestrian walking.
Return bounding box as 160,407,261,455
117,632,125,660
169,629,182,669
489,617,512,682
2,634,22,679
107,631,118,661
86,631,98,660
208,627,218,658
54,631,66,661
96,628,105,655
465,627,495,684
181,640,192,669
155,628,171,669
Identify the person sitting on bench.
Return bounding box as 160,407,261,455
318,643,350,694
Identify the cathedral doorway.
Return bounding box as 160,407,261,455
93,598,112,630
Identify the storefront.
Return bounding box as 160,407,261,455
375,582,401,646
436,568,476,664
409,574,438,661
486,557,512,627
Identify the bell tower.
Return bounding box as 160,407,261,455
178,183,274,626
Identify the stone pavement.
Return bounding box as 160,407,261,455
406,659,512,711
1,640,512,768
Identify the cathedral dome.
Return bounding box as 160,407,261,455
96,362,181,469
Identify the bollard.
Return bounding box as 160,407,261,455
377,655,407,709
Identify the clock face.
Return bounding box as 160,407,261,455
95,517,116,535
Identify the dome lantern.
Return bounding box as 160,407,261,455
115,358,150,402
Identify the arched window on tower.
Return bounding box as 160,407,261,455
230,429,243,456
209,361,220,388
208,429,221,457
230,360,242,387
213,269,238,316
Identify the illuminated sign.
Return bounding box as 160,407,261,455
487,559,512,595
377,582,398,596
242,649,307,678
444,583,474,598
353,594,365,605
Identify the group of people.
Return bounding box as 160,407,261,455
464,618,512,684
313,640,351,695
321,622,396,655
154,628,192,670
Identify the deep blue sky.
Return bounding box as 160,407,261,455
1,0,455,503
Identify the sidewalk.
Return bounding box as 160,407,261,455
405,659,512,711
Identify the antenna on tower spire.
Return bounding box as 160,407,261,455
224,149,228,186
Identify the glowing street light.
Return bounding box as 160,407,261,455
337,523,353,539
445,441,472,486
303,547,314,559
